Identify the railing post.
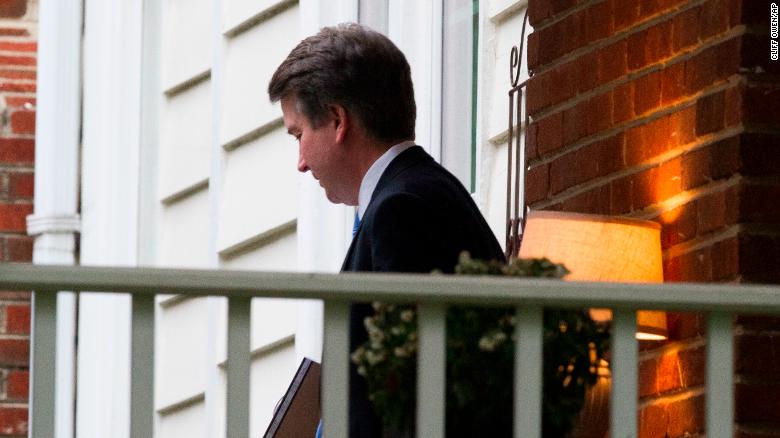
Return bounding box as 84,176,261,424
322,301,349,438
417,304,446,438
226,296,252,438
706,312,734,438
131,294,155,437
29,290,57,438
514,305,543,438
610,309,638,438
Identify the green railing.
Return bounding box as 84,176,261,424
2,263,780,437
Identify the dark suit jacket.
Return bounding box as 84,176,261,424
341,146,505,437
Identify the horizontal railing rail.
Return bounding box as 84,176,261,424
2,263,779,438
3,263,780,311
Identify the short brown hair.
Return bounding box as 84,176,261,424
268,23,416,143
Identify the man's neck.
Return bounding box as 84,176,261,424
356,140,416,218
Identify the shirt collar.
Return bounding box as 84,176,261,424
357,140,416,220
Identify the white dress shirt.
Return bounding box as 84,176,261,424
357,140,416,220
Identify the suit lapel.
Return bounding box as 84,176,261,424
371,145,430,200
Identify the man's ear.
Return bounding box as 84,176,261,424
329,104,349,144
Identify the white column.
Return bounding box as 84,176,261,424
27,1,84,437
388,0,443,161
77,0,144,437
294,0,359,364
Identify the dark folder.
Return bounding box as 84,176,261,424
263,358,321,438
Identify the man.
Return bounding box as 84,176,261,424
268,23,505,437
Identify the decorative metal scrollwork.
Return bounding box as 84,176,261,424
505,11,532,260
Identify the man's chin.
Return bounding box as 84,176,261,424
324,190,357,206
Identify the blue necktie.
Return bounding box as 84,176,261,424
352,211,360,236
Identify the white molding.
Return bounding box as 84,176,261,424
27,214,81,236
388,0,441,157
223,0,298,38
78,0,145,437
32,0,83,437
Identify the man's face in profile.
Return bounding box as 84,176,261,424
281,97,353,205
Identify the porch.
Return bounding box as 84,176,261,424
1,263,776,437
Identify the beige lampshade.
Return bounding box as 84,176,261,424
518,211,667,340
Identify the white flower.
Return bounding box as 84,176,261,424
366,350,386,366
400,309,414,322
350,347,365,364
478,336,495,352
357,366,367,376
394,346,410,358
369,329,385,343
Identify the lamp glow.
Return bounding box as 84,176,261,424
518,211,667,340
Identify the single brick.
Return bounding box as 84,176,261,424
696,189,727,234
0,406,27,435
584,91,613,136
6,235,33,263
9,172,33,198
0,0,27,18
695,91,726,136
661,61,685,105
613,0,639,32
0,339,29,366
525,163,549,204
609,176,633,215
5,303,30,335
634,71,662,115
536,111,563,156
711,235,739,280
597,40,627,84
0,203,32,232
9,110,35,135
0,138,34,164
612,81,635,124
6,369,29,400
660,203,697,248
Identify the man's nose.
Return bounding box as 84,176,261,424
297,153,309,173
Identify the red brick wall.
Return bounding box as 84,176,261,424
0,0,35,436
526,0,779,436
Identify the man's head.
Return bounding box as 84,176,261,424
268,24,416,205
268,23,416,142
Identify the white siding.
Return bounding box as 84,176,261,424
159,81,212,199
218,130,299,252
158,400,208,438
222,231,299,351
153,2,305,438
161,0,212,89
250,345,298,437
157,298,210,408
159,189,211,268
220,6,299,145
